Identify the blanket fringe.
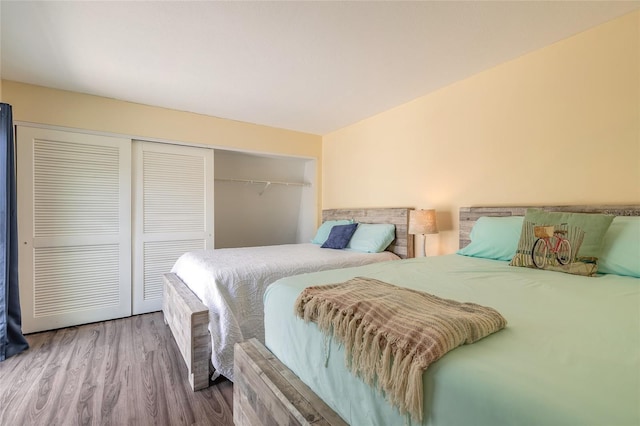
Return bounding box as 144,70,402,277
377,339,393,391
405,361,424,419
300,297,424,422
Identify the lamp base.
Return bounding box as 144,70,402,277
416,234,426,257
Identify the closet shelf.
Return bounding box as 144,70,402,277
215,177,311,195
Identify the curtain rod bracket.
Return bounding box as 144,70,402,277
258,181,271,196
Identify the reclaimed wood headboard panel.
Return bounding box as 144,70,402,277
459,205,640,249
322,207,414,259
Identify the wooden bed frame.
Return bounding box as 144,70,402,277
233,204,640,426
162,207,414,391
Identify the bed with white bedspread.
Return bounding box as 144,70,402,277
171,243,399,381
163,207,413,389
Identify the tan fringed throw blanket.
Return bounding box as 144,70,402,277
294,277,507,423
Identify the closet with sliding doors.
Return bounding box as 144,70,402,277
16,126,315,333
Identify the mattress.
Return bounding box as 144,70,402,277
264,254,640,426
171,243,399,380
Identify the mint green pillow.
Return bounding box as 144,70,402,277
598,217,640,278
311,219,353,245
457,216,524,261
347,223,396,253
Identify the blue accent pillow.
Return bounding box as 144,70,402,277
457,216,524,261
321,223,359,249
311,219,353,245
347,223,396,253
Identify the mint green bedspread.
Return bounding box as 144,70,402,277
264,254,640,426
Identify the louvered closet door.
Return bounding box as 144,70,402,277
132,141,214,314
17,127,132,333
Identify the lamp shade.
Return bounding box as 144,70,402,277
408,209,438,235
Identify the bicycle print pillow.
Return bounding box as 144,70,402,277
510,209,614,276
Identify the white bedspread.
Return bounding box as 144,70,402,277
170,243,399,381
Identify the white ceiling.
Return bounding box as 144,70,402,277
2,1,639,135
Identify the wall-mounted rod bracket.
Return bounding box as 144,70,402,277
258,181,271,196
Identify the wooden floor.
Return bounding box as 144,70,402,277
0,312,234,426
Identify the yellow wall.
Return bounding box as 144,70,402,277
2,80,321,157
2,80,323,219
323,11,640,254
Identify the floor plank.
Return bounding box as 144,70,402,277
0,312,234,426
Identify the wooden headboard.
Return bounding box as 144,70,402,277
459,205,640,249
322,207,414,259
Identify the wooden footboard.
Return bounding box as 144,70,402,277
234,338,347,426
162,273,211,391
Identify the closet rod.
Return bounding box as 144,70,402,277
215,177,310,187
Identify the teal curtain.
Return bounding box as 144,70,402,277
0,103,28,361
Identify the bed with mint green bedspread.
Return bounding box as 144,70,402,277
264,254,640,426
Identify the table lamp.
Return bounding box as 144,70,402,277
408,209,438,257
